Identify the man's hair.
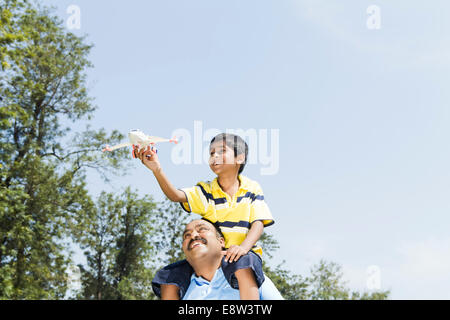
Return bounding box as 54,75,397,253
210,133,248,174
184,218,224,240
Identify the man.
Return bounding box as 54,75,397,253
152,219,283,300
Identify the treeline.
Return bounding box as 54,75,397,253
0,0,389,300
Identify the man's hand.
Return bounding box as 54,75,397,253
224,245,248,263
134,144,161,172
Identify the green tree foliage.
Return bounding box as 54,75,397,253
0,0,27,70
75,188,157,300
308,259,350,300
306,259,390,300
0,0,127,299
150,199,194,266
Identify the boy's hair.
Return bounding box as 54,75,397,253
210,133,248,174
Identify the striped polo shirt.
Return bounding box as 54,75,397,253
179,175,274,257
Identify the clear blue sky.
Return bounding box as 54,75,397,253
47,0,450,299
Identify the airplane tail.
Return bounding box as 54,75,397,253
169,136,178,144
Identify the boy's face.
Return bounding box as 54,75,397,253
209,141,243,175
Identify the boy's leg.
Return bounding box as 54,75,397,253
152,259,193,299
160,284,180,300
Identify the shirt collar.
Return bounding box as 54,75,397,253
190,268,225,288
212,175,251,193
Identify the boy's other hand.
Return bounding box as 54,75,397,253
224,245,248,263
134,145,161,173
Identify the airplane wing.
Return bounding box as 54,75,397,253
147,136,178,144
102,142,132,152
103,132,178,153
147,136,170,143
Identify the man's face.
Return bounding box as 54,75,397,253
182,220,224,263
209,141,243,175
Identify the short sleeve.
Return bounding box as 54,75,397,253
179,184,211,215
221,251,265,289
152,259,194,299
249,183,274,227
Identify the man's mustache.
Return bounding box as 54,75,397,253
188,237,207,250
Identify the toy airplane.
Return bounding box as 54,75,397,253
102,129,178,158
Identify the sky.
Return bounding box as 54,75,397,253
45,0,450,299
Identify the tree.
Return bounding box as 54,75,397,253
75,188,157,300
307,259,351,300
306,259,390,300
112,188,157,300
0,0,26,70
0,0,127,299
150,199,195,267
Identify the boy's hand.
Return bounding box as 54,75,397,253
134,145,161,172
224,245,248,263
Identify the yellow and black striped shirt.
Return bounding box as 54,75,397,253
179,175,274,257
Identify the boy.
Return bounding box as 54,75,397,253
135,133,275,299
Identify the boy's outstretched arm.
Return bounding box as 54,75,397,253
225,221,264,263
135,146,187,203
234,268,260,300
